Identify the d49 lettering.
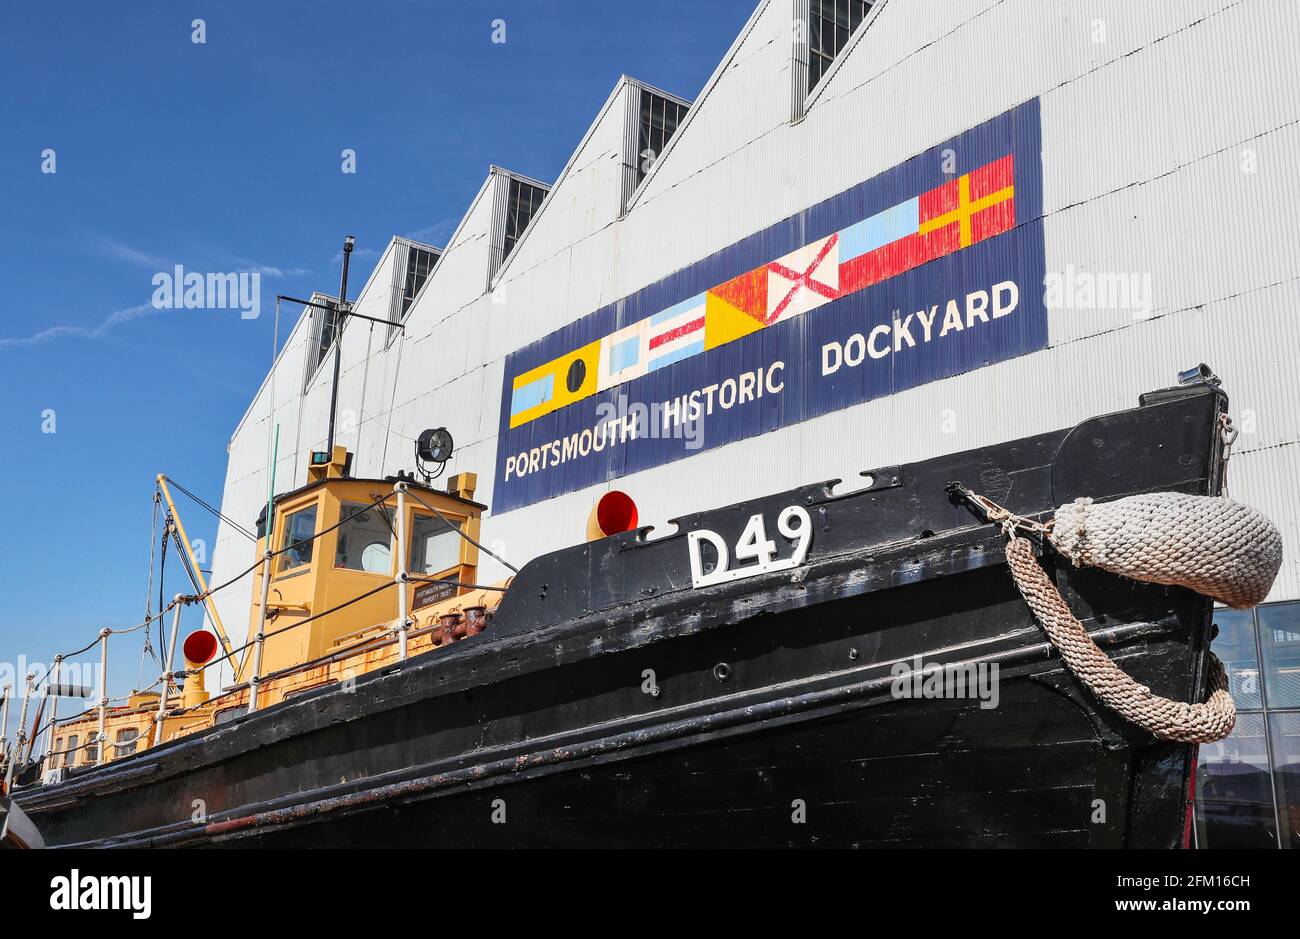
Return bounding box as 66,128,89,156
687,505,812,589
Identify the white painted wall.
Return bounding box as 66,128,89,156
209,0,1300,660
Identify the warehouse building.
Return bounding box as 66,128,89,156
208,0,1300,846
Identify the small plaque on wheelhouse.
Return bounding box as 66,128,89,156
413,578,457,610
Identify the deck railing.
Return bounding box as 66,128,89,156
7,480,511,781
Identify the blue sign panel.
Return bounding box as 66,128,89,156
494,98,1046,513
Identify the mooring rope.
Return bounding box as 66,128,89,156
952,487,1283,743
1004,534,1237,743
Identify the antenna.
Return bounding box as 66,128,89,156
325,234,356,457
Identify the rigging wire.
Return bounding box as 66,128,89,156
405,488,519,574
143,490,160,634
354,319,375,461
170,529,206,620
136,490,163,689
370,494,399,543
162,475,256,541
158,516,170,665
30,489,445,702
378,328,406,472
185,579,399,681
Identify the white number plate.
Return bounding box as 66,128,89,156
686,505,813,589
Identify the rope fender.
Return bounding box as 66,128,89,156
1050,493,1283,610
1005,535,1236,744
950,487,1282,743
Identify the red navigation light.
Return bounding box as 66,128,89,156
182,630,219,665
590,491,639,539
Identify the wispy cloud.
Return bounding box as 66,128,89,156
325,221,457,266
90,233,311,278
229,257,311,278
87,234,171,269
0,303,159,351
3,235,314,351
406,217,458,247
331,246,380,266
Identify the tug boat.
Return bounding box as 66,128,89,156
10,376,1239,847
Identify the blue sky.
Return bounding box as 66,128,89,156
0,0,753,713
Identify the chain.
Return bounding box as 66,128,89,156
1218,412,1238,497
946,483,1053,539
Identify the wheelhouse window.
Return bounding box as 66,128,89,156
114,727,139,757
808,0,872,91
279,503,319,572
409,512,461,576
334,501,394,574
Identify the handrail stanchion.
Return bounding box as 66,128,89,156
152,669,171,748
395,482,410,661
15,674,32,763
42,656,62,775
5,674,34,790
0,682,10,770
154,597,185,746
163,596,184,685
247,549,273,714
96,629,110,766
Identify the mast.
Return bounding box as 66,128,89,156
325,234,355,457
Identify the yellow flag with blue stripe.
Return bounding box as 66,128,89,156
508,339,601,429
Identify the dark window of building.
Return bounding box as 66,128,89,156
1214,608,1263,709
502,178,546,263
1269,711,1300,848
808,0,872,92
83,736,99,765
307,298,341,381
636,90,688,189
62,735,78,768
1259,602,1300,708
1196,713,1279,848
401,247,439,317
1195,600,1300,849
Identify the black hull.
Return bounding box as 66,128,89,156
18,383,1227,848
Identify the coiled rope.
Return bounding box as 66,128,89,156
1005,535,1236,743
950,487,1283,743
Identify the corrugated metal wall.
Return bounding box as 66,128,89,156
208,0,1300,646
